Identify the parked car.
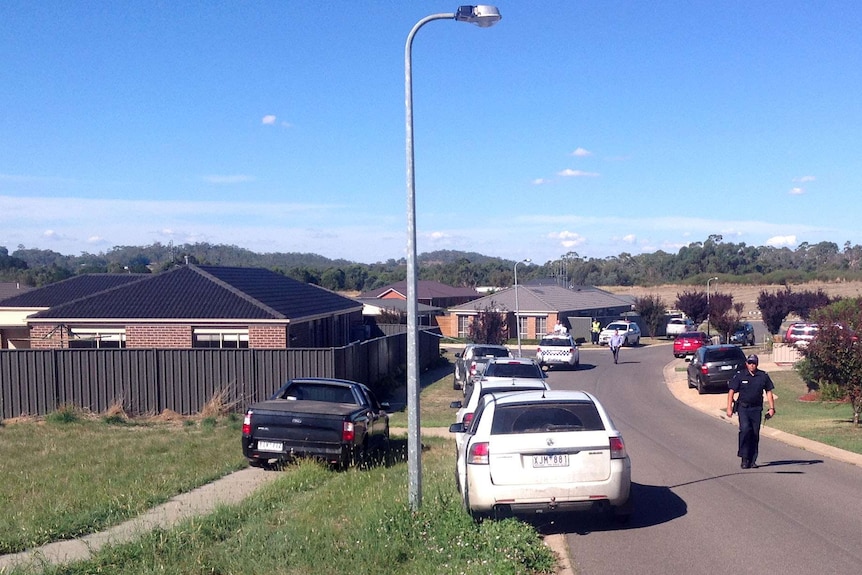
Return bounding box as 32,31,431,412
785,322,819,348
666,317,695,339
449,358,549,456
729,322,756,346
452,344,512,391
598,321,641,346
535,334,580,370
673,331,711,358
449,389,632,522
241,378,390,469
686,344,747,394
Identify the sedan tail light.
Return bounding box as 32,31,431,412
467,442,489,464
610,436,627,459
700,365,709,375
342,421,355,442
242,411,252,435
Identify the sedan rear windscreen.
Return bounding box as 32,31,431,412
491,402,604,435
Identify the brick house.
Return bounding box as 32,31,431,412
442,284,634,342
0,265,363,350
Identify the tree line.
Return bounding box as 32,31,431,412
3,235,862,291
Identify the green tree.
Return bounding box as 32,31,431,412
633,294,667,337
803,298,862,426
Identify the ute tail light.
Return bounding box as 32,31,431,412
462,412,475,426
342,421,355,442
242,411,252,435
610,436,627,460
467,441,489,464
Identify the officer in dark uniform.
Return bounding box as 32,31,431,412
727,354,776,469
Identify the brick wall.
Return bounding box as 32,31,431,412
249,325,288,348
127,325,192,348
437,313,458,338
29,324,64,348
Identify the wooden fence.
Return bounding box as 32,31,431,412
0,329,440,419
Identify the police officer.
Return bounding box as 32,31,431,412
726,354,776,469
591,319,601,345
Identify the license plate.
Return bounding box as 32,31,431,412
257,440,283,452
532,454,569,468
720,365,733,370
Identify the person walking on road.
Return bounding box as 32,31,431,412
609,329,625,364
726,354,776,469
591,319,601,345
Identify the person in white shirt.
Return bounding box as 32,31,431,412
609,329,625,364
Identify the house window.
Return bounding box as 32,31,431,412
193,328,249,349
457,315,472,339
518,315,529,339
68,328,126,349
536,316,547,335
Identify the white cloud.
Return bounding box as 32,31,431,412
622,234,636,244
532,178,551,185
789,187,805,195
794,175,816,183
557,169,600,178
202,175,255,185
570,147,593,157
261,115,277,125
766,235,797,247
548,230,586,249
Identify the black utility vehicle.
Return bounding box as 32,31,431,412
242,378,390,469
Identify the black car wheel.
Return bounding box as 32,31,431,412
696,376,706,395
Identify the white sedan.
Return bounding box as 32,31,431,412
450,389,632,522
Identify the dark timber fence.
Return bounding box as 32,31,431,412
0,329,440,419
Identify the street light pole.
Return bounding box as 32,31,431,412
405,5,500,511
514,258,531,356
707,276,718,337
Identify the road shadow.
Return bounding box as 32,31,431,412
667,459,824,486
529,482,687,536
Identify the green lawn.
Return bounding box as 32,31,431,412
766,370,862,453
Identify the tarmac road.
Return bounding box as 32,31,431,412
544,343,862,575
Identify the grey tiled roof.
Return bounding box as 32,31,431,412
0,274,146,307
26,265,361,321
448,284,633,313
0,282,33,301
361,280,479,300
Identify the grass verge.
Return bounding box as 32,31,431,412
0,413,245,555
766,370,862,453
16,438,557,575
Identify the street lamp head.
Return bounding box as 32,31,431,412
455,5,502,27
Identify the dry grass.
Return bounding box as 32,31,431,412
199,386,239,418
602,280,862,317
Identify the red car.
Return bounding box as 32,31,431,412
673,331,711,358
784,323,819,348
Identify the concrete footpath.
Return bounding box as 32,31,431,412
4,353,861,574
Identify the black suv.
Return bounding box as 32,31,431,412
686,344,747,394
729,322,755,346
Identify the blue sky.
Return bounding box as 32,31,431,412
2,1,861,265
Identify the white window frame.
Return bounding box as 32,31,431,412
457,315,473,339
193,328,249,349
68,328,126,349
